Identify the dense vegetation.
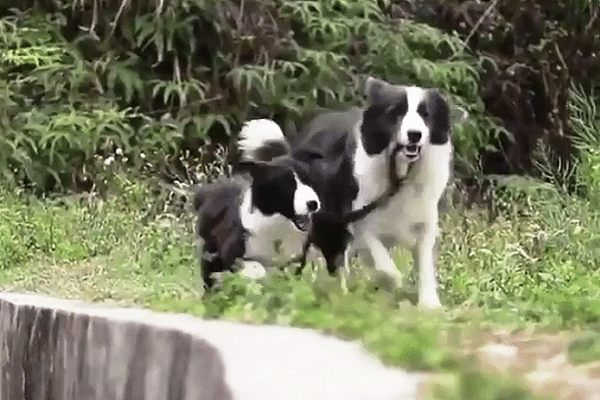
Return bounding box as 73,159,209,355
3,0,600,398
1,0,598,203
0,0,543,192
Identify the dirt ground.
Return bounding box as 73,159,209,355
418,330,600,400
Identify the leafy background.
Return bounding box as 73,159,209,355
3,0,597,201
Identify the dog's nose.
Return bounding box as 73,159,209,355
407,130,421,143
307,200,319,212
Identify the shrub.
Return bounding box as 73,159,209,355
0,0,505,194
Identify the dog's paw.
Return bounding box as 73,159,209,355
418,292,442,309
239,261,267,279
391,272,404,289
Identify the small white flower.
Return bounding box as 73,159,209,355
140,152,146,159
104,156,115,166
115,148,123,156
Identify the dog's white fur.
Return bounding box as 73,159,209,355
237,119,321,272
349,143,452,308
239,186,314,268
348,84,452,309
237,119,290,161
396,86,432,160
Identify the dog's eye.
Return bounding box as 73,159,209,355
417,103,429,119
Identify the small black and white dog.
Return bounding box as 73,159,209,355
293,77,455,308
193,119,322,288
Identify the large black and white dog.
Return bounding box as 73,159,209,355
293,77,454,308
193,119,322,288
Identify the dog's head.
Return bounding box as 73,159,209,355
360,77,451,163
236,119,322,231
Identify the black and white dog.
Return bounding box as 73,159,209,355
193,119,322,288
293,77,454,308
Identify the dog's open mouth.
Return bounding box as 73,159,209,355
394,144,421,161
402,144,421,158
292,214,311,232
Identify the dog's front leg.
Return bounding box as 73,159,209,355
364,234,403,288
413,223,442,308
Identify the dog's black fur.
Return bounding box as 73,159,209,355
193,181,247,288
193,154,320,289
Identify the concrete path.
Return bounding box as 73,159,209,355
0,292,423,400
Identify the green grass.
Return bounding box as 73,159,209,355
1,173,599,399
568,329,600,365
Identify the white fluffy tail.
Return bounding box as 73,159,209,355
237,119,290,162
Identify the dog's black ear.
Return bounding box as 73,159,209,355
365,76,389,104
450,104,468,125
292,146,325,163
385,90,408,119
426,89,451,145
252,140,291,162
192,186,206,212
236,160,271,177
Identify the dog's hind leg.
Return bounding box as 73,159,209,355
294,238,312,275
413,222,442,309
340,270,349,294
201,253,225,290
363,234,403,288
340,248,351,294
198,239,219,289
343,247,350,275
325,251,349,294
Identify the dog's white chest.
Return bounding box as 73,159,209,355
238,190,310,267
374,184,433,246
244,216,305,263
354,143,452,248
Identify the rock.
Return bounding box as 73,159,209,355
0,292,422,400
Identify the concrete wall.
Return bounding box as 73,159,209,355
0,292,422,400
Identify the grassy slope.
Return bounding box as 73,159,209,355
2,173,600,399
